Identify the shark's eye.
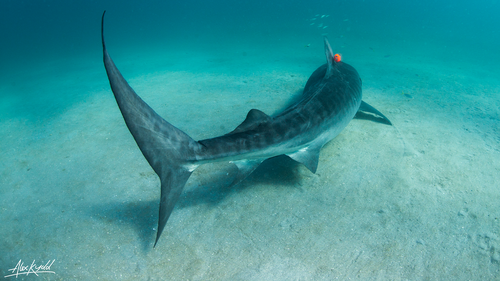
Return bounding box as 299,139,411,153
334,54,341,62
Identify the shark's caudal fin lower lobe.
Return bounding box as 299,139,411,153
101,11,201,247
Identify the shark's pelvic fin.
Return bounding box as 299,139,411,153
355,101,392,125
287,143,322,173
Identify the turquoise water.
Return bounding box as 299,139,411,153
1,0,499,279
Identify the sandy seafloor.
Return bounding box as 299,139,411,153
1,19,500,280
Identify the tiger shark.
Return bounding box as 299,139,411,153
101,11,391,246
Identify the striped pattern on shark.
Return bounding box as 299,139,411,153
101,11,391,246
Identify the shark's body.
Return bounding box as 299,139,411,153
101,11,391,246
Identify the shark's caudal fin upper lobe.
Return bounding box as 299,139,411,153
101,11,201,247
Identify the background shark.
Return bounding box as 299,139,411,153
101,11,391,246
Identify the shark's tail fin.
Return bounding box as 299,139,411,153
101,11,201,246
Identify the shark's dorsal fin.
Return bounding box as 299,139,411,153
355,101,392,125
287,143,322,173
228,109,271,135
324,38,337,78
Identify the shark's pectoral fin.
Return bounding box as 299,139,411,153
155,166,193,247
287,144,322,173
228,109,271,135
355,101,392,125
231,159,264,186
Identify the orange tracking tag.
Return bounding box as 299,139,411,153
334,54,341,62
